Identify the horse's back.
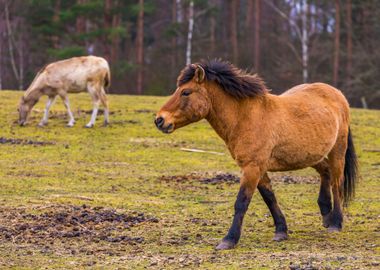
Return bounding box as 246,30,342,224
282,82,348,107
42,56,109,92
280,83,350,122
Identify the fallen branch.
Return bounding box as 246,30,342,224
180,148,224,155
363,149,380,153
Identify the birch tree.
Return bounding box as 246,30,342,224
4,0,24,89
185,1,194,65
266,0,311,83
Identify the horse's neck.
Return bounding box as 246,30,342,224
206,85,272,145
206,86,251,143
24,85,43,102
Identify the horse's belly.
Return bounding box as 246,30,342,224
267,141,333,171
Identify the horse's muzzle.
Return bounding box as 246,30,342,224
154,116,174,134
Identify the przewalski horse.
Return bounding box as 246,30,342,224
18,56,110,128
155,59,358,250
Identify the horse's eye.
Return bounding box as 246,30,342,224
181,90,191,97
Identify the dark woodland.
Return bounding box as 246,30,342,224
0,0,379,108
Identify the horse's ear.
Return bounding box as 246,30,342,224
194,65,205,83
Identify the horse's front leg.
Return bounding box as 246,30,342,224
38,96,56,127
59,93,75,127
258,173,288,241
216,164,261,250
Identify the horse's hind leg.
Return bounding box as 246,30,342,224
325,136,348,232
99,87,109,126
86,82,101,128
58,92,75,127
313,159,333,227
258,173,288,241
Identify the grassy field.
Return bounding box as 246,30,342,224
0,90,379,269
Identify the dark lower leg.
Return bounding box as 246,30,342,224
223,186,252,243
318,178,333,227
313,161,333,227
258,182,288,241
328,185,343,231
216,186,253,250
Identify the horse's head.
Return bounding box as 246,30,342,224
18,95,37,126
155,64,211,133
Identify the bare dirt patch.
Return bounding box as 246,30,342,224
0,204,158,247
134,109,155,114
0,137,55,146
158,172,319,185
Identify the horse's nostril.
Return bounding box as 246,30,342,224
155,116,164,128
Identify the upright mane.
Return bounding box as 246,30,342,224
177,59,268,99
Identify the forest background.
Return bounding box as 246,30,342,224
0,0,379,108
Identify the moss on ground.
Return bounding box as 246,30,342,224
0,90,379,269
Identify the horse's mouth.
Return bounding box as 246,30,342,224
159,123,174,134
18,120,27,126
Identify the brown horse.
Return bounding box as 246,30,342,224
155,59,358,250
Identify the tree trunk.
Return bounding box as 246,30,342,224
5,1,20,89
185,1,194,65
210,0,216,54
346,0,352,91
176,0,183,24
110,0,120,63
171,0,177,80
254,0,260,71
333,0,340,87
301,0,308,83
103,0,112,62
52,0,61,49
246,0,253,31
76,0,86,35
230,0,238,63
136,0,144,94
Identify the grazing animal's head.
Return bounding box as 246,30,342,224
18,96,37,126
155,64,211,133
155,59,267,133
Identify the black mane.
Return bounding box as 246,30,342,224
177,59,268,99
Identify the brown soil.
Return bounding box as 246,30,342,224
0,137,55,146
0,204,158,246
134,109,155,114
158,172,319,185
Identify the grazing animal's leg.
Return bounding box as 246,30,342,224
38,96,56,126
59,93,75,127
216,164,260,250
99,87,109,126
326,138,347,232
313,159,333,227
258,173,288,241
86,83,100,128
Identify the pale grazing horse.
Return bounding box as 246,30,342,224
18,56,110,127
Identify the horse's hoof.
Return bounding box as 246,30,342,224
328,226,341,233
273,232,288,242
85,124,93,128
322,214,331,228
38,123,46,127
103,121,109,127
66,123,74,128
215,240,236,250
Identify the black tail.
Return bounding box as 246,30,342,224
343,127,358,206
